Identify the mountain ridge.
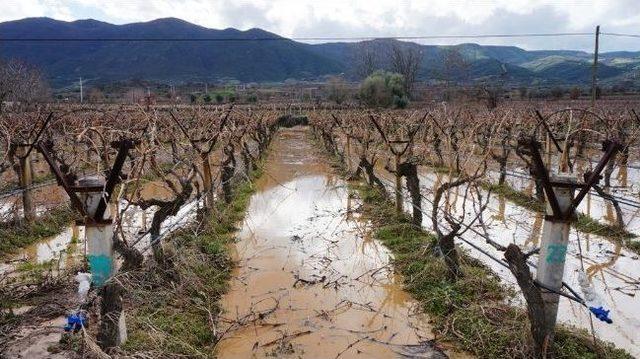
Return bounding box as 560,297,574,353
1,17,639,88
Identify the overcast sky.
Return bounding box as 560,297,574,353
3,0,640,51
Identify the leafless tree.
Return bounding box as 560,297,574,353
441,48,470,86
0,59,50,113
326,76,348,104
389,44,421,97
353,42,381,79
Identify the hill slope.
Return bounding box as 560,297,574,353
1,17,639,87
0,17,343,85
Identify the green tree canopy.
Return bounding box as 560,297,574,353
359,70,408,108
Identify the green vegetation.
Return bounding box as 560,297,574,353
359,70,408,108
574,213,635,240
481,182,545,212
121,165,263,357
351,181,631,358
0,206,75,258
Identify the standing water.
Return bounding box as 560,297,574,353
215,128,454,358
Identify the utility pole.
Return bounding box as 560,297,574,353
79,77,83,103
591,25,600,108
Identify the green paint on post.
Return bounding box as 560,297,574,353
88,254,113,286
545,243,568,264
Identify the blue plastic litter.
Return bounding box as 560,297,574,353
64,312,87,332
589,306,613,324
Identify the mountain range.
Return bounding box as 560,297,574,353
1,17,639,88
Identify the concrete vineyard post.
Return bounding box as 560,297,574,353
345,136,351,172
17,145,35,223
394,153,403,213
536,173,576,336
77,175,127,346
78,176,115,286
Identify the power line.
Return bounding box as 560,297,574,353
602,32,640,39
0,32,596,43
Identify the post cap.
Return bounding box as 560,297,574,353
77,175,106,188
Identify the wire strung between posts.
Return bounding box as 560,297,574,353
501,169,640,209
602,32,640,38
0,179,58,200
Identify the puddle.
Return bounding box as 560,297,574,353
216,127,451,358
1,192,201,279
2,315,70,358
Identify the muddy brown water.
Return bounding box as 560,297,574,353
216,127,455,358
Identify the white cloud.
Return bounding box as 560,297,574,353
2,0,639,50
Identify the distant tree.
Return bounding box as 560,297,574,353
246,93,258,103
389,44,421,97
441,48,470,85
569,87,581,99
518,86,528,99
88,88,105,103
359,70,407,108
476,84,503,109
228,93,236,103
550,87,564,100
215,93,224,103
326,76,348,104
354,42,381,79
203,93,212,103
189,93,197,103
0,59,50,112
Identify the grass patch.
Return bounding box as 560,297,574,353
575,213,636,240
627,240,640,253
481,181,545,213
120,163,263,358
350,181,631,358
0,205,75,258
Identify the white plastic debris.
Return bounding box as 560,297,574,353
75,272,92,303
577,270,613,323
577,270,600,307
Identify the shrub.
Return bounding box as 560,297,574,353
359,70,407,108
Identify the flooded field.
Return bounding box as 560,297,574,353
365,163,640,357
2,122,638,358
0,195,200,278
216,128,453,358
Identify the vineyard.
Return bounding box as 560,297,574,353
0,101,639,358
